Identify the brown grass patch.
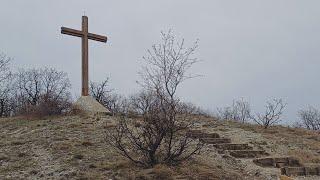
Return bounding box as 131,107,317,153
288,149,320,164
52,142,73,152
152,164,174,180
81,141,93,147
176,160,242,180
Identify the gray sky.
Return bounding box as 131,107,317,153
1,0,320,124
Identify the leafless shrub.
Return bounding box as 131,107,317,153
0,53,13,117
129,90,156,115
14,67,72,117
106,30,203,167
298,106,320,131
90,78,130,115
90,78,111,106
177,102,212,117
217,98,251,123
0,53,11,82
251,98,286,129
217,106,233,120
107,94,132,116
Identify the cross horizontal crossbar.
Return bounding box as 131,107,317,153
61,27,107,43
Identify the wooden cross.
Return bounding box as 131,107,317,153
61,16,107,96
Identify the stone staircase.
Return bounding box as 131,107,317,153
254,157,320,176
188,129,320,178
187,130,268,158
281,166,320,176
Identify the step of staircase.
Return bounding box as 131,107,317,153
200,138,231,144
227,150,268,158
253,157,302,168
213,143,253,151
187,130,220,139
174,175,189,180
281,166,320,176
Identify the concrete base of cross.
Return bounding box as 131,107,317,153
73,96,111,115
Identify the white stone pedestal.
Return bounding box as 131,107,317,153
73,96,111,115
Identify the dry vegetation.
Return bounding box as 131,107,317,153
223,120,320,164
1,114,319,180
0,115,245,180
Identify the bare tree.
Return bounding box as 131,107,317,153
0,53,11,82
90,78,111,105
107,30,202,167
16,68,43,106
39,68,72,115
217,106,233,120
129,90,155,115
0,53,13,117
298,106,320,131
90,78,129,115
234,99,251,123
42,68,71,100
251,98,286,129
15,67,71,116
217,98,251,123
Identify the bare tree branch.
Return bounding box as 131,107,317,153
251,98,286,129
298,106,320,131
106,30,202,167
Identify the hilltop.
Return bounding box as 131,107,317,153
0,115,319,180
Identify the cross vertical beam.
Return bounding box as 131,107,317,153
82,16,89,96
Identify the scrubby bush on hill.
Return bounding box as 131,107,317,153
217,98,286,129
90,78,130,115
217,98,251,123
251,98,286,129
13,67,72,117
0,53,13,117
297,106,320,131
106,30,203,167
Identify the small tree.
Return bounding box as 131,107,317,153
234,99,251,123
217,98,251,123
90,78,129,115
177,102,211,117
298,106,320,131
14,67,72,117
106,30,202,167
217,106,233,120
90,78,111,106
251,98,286,129
16,68,43,107
0,53,13,117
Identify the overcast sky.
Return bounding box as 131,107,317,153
1,0,320,124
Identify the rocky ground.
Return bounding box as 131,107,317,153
0,115,319,180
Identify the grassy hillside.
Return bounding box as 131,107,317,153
0,115,319,180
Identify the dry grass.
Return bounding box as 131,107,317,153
288,149,320,164
1,115,319,179
0,115,254,179
222,119,320,166
175,160,243,180
134,164,175,180
280,175,295,180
